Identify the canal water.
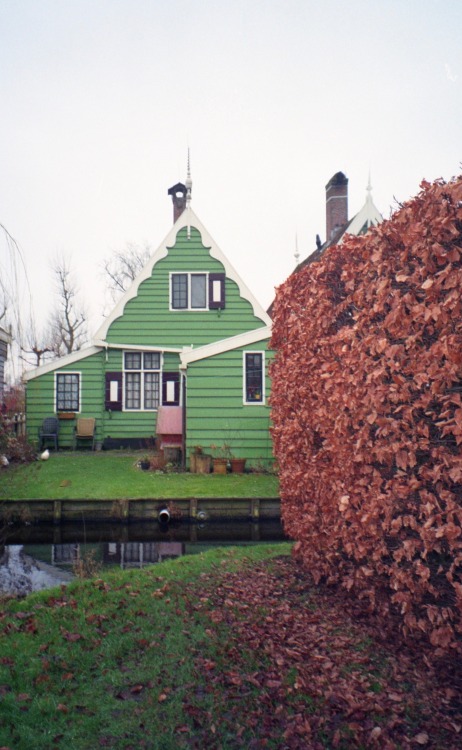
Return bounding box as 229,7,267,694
0,520,285,595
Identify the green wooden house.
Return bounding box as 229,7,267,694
24,179,273,468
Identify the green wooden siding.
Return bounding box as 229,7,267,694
185,341,274,469
26,223,273,456
26,351,105,449
105,228,266,347
102,350,181,443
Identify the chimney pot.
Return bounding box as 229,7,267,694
167,182,187,223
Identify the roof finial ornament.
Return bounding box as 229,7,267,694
366,170,372,203
294,233,300,266
185,148,192,208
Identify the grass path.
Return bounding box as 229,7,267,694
0,544,460,749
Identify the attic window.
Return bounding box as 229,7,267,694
170,272,226,311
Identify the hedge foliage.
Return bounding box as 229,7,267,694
270,176,462,655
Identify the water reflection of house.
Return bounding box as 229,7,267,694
104,542,184,569
52,544,80,564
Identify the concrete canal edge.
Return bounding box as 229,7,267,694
0,497,281,525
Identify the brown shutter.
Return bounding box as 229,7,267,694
208,273,226,309
105,372,123,411
162,372,180,406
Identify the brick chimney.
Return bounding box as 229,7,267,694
167,182,187,223
326,172,348,240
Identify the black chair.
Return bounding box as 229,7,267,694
38,417,60,451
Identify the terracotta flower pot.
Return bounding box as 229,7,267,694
230,458,246,474
213,457,228,474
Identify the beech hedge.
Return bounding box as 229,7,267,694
270,176,462,656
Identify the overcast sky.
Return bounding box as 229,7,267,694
1,0,461,375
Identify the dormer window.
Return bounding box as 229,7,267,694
170,272,225,311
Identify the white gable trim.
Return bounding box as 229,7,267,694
342,196,382,239
180,325,271,367
0,327,11,345
23,346,102,381
92,339,186,354
94,207,271,341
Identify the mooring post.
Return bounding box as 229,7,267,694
251,498,260,521
190,497,198,520
53,500,62,525
121,500,129,522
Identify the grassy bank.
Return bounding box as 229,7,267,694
0,452,279,500
0,544,460,749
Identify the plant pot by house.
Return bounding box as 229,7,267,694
190,452,197,473
139,459,150,471
196,454,212,474
230,458,246,474
213,457,228,475
150,453,166,471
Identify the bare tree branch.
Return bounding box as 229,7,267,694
102,242,151,301
48,256,88,357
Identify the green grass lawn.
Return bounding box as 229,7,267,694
0,545,289,750
0,543,456,750
0,452,279,500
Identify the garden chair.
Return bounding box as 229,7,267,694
73,417,96,451
38,417,60,451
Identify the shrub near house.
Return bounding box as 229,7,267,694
271,176,462,655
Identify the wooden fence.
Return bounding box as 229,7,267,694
4,412,26,438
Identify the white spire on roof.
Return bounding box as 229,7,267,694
294,233,300,265
343,172,382,238
185,148,192,208
366,171,373,206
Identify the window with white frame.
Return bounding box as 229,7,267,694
170,272,227,312
56,372,80,412
244,352,264,404
171,273,207,310
124,351,161,410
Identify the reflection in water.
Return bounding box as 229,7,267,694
0,520,285,595
0,545,73,595
103,541,184,568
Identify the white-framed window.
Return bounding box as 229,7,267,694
123,351,161,411
170,272,226,311
171,272,207,310
55,372,81,412
243,352,265,405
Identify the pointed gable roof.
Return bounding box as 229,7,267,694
94,205,271,343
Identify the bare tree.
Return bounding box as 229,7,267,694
48,256,87,357
102,242,151,301
20,321,53,367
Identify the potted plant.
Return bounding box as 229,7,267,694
189,445,203,473
230,457,246,474
139,455,151,471
210,443,232,474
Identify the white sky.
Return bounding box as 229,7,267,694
1,0,461,374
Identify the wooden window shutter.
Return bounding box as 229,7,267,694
208,273,226,310
162,372,180,406
105,372,123,411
